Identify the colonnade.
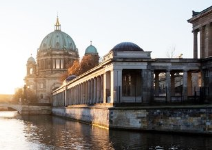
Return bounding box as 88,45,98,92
65,75,104,106
154,69,197,101
52,67,200,107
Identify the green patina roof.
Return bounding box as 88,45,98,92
39,30,77,51
39,17,77,52
85,42,98,55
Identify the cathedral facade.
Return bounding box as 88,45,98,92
24,17,98,103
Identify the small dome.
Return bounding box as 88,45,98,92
27,56,36,63
85,41,98,55
111,42,144,52
66,75,77,81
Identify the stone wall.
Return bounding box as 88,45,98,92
52,107,109,128
110,106,212,134
21,106,52,115
52,106,212,134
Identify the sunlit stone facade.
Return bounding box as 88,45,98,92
25,17,79,103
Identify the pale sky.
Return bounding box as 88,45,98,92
0,0,211,94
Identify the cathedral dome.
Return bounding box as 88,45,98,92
85,41,98,55
111,42,144,52
39,17,77,52
27,55,36,63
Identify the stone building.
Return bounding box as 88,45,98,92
188,6,212,99
52,6,212,106
50,6,212,134
25,17,80,103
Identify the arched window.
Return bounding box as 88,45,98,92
30,68,33,74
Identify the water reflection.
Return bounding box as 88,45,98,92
21,115,113,149
0,113,212,150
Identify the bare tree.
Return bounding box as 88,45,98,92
166,45,176,58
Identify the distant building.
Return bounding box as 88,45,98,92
25,17,80,103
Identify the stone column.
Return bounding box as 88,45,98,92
154,72,160,96
100,75,103,103
110,69,122,104
117,70,122,103
193,30,198,58
64,86,67,106
171,72,175,96
166,70,171,102
94,78,97,104
86,81,88,104
79,84,81,104
96,77,99,103
103,74,106,103
88,80,91,104
82,83,84,104
142,69,153,103
91,79,94,104
209,69,212,101
200,26,205,58
187,72,192,96
183,70,188,100
207,24,212,57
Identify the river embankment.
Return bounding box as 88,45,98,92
52,104,212,135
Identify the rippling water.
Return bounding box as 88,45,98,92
0,111,212,150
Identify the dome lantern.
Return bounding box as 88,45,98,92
55,16,61,31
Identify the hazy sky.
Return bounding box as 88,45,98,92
0,0,211,94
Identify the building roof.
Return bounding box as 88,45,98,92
188,5,212,23
111,42,144,52
39,17,77,52
85,41,98,55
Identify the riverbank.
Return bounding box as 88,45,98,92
52,104,212,135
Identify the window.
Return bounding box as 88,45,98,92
56,59,60,69
53,59,55,69
40,83,44,89
30,68,33,74
61,59,64,69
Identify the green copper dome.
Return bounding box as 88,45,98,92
39,17,77,52
85,41,98,55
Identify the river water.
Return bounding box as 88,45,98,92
0,111,212,150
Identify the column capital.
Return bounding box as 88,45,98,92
192,29,199,33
